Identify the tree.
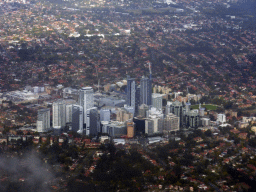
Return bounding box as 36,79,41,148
209,114,216,121
204,129,212,137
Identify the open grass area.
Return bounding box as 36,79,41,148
191,104,217,110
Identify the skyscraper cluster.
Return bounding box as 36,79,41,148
37,87,100,135
36,77,208,137
126,75,152,116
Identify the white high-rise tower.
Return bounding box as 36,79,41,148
52,100,66,129
37,108,50,132
79,87,94,124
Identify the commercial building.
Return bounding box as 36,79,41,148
124,105,135,116
79,87,94,124
217,114,226,124
133,117,146,135
116,108,133,122
102,121,127,137
86,107,99,136
37,108,50,132
185,110,200,128
201,118,210,126
185,102,191,113
164,113,180,133
100,108,111,121
152,93,163,111
127,121,135,138
145,119,154,135
140,76,152,106
72,105,83,133
65,104,73,123
52,100,66,129
126,76,136,112
138,104,149,118
168,100,184,127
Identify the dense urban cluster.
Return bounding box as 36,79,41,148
1,0,256,191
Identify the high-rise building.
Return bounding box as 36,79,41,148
199,107,205,117
135,86,140,115
124,105,135,116
185,102,191,113
103,121,127,137
126,76,136,110
217,114,226,124
169,100,183,127
185,110,200,128
165,101,172,115
201,118,210,126
100,109,111,121
86,107,99,136
140,76,152,106
152,93,163,111
116,108,133,122
79,87,94,124
138,104,149,118
164,113,180,133
52,100,66,129
150,116,163,133
37,108,50,132
127,121,135,138
66,104,73,123
146,107,164,134
145,119,154,135
72,105,83,133
147,107,164,119
133,117,146,135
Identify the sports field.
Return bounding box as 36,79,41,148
191,104,217,110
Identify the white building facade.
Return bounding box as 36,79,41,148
37,108,50,132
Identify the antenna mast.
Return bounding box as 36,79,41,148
148,62,152,80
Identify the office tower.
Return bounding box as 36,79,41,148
140,76,152,106
66,104,73,123
165,101,172,115
164,113,180,133
185,101,191,113
101,121,109,134
185,110,200,128
103,121,127,137
127,121,135,138
147,107,164,133
135,86,140,115
100,109,111,121
79,87,94,124
217,114,226,124
145,119,154,135
138,104,149,118
116,108,133,122
157,118,164,133
170,100,183,127
147,107,164,118
152,93,163,111
126,76,136,110
37,108,50,132
124,105,135,116
52,100,66,129
72,105,83,133
201,118,210,126
199,107,205,117
133,117,145,135
63,87,79,100
86,107,99,136
149,116,163,133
